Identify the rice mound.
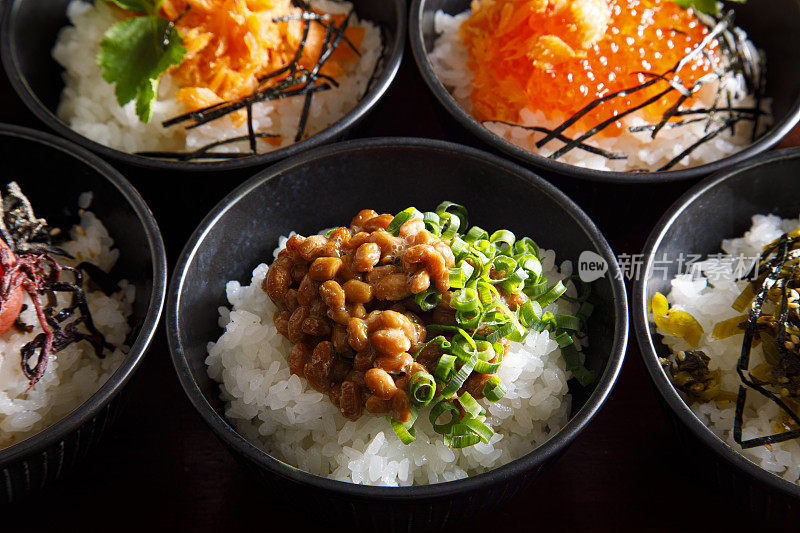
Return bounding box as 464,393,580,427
656,213,800,485
0,205,135,449
51,0,382,156
429,10,772,172
206,234,586,486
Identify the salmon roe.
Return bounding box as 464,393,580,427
460,0,722,137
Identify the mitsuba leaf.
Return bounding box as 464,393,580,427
102,0,158,14
671,0,746,15
97,15,185,123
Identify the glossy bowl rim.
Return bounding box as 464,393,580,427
0,0,407,172
167,136,629,499
0,123,168,465
408,0,800,184
633,146,800,500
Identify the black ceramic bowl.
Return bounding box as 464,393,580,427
0,124,167,502
410,0,800,184
0,0,405,172
167,137,628,529
634,148,800,521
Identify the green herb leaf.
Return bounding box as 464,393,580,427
102,0,159,15
671,0,746,15
97,14,185,123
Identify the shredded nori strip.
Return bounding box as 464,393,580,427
733,234,800,448
137,1,377,161
492,9,770,170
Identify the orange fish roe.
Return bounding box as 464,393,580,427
460,0,723,137
159,0,364,113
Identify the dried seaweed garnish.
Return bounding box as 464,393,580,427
0,183,114,390
482,120,627,160
491,9,769,169
137,1,375,161
733,234,800,448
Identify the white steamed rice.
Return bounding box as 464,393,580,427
0,202,135,449
656,213,800,484
206,233,587,486
429,9,772,172
51,0,382,155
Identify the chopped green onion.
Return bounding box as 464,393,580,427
434,353,456,382
554,330,574,348
414,288,442,311
435,201,468,231
440,353,478,398
513,237,539,258
562,343,596,386
501,267,529,294
523,280,549,299
409,371,436,408
443,428,481,448
555,314,582,332
390,407,418,444
457,392,484,418
452,288,480,313
439,212,461,240
429,399,460,434
449,262,475,289
461,416,493,444
386,207,423,236
535,280,567,308
482,375,507,402
422,211,442,236
518,254,543,282
490,229,515,252
414,335,451,360
464,226,488,243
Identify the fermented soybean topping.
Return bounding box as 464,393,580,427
262,203,595,449
263,208,459,424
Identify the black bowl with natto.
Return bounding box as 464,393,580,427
167,137,628,530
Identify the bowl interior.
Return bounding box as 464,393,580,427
2,0,404,170
413,0,800,182
637,148,800,495
0,132,158,329
171,140,626,482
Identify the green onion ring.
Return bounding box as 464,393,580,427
434,353,456,382
429,399,460,434
490,229,516,252
482,375,507,402
535,280,567,308
440,353,478,398
409,371,437,408
457,392,485,418
464,225,488,243
435,201,469,231
386,207,423,236
414,288,442,311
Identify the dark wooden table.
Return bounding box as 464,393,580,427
2,36,798,533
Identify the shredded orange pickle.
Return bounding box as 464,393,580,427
460,0,722,137
159,0,364,120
